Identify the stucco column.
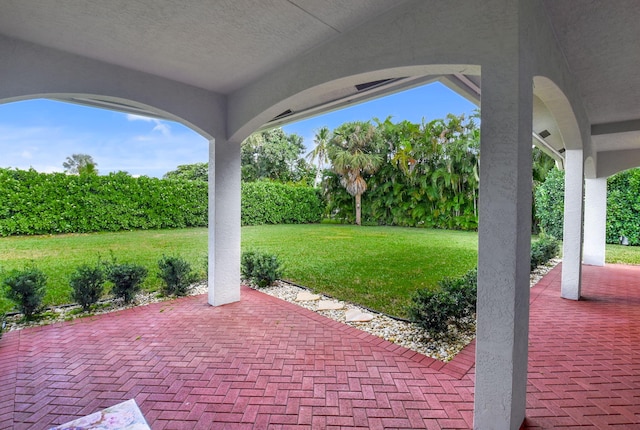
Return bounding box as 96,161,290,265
474,63,532,429
208,138,241,306
561,150,584,299
583,177,607,266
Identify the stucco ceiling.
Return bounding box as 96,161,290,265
0,0,638,161
0,0,403,93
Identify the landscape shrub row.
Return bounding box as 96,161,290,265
408,235,560,338
0,169,208,235
0,169,324,236
0,255,196,323
241,181,324,226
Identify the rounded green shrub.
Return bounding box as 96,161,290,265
241,250,283,288
106,263,148,304
2,267,47,319
158,255,194,296
69,264,105,311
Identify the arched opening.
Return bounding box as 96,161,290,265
0,96,212,314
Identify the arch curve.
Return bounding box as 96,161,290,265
533,76,583,154
229,64,481,143
0,93,217,141
0,35,226,141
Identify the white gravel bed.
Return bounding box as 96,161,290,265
257,258,561,363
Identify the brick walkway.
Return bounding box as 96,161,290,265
1,264,639,429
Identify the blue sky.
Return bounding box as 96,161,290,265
0,82,476,178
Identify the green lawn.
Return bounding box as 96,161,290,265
242,224,478,317
0,228,209,307
605,244,640,265
2,225,640,319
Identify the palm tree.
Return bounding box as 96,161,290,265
327,121,383,226
307,126,331,186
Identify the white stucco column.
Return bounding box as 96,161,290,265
474,63,532,429
583,177,607,266
561,150,584,300
208,138,241,306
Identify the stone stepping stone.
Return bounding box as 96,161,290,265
345,309,374,322
317,300,344,310
295,291,321,301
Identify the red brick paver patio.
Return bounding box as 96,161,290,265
1,263,639,429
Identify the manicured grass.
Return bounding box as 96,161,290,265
606,244,640,265
0,228,208,309
3,224,640,319
242,224,478,317
0,225,477,318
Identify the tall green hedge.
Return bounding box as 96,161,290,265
0,168,324,235
0,169,207,236
241,181,324,225
535,167,640,245
607,169,640,245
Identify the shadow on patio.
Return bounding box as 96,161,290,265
1,263,639,429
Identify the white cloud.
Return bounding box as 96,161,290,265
126,114,171,137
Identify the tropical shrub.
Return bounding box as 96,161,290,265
240,250,282,288
408,267,477,338
158,255,194,296
106,263,148,304
69,264,105,311
530,235,560,271
321,114,481,230
2,267,47,319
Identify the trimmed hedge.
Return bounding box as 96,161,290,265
241,181,324,226
607,169,640,245
0,169,325,235
536,167,640,245
0,169,207,236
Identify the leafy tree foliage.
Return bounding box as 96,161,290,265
327,121,383,226
241,128,316,184
319,114,480,229
63,153,98,175
532,148,558,234
534,168,565,239
163,162,208,181
607,168,640,245
307,126,330,186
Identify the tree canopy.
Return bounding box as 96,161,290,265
163,162,208,181
63,153,98,175
241,128,315,184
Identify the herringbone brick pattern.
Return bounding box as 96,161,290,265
523,264,640,428
2,264,640,429
0,287,474,429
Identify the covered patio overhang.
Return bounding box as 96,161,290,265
1,1,640,428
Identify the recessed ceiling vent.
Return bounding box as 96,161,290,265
271,109,294,121
539,129,551,139
355,78,405,92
